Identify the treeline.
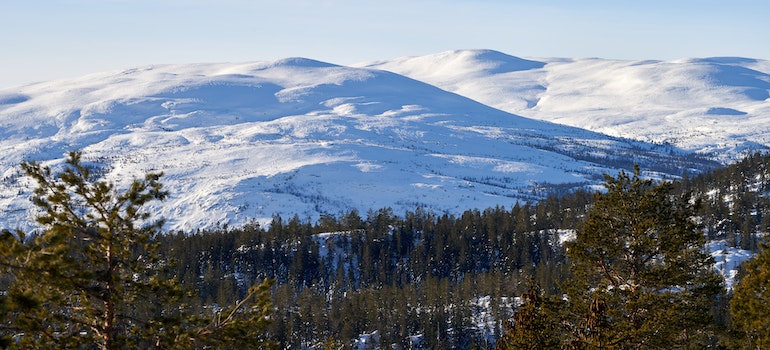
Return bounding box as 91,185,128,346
158,200,589,348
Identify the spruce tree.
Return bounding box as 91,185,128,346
563,166,722,348
730,242,770,348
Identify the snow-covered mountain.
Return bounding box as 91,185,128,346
1,51,763,231
359,50,770,162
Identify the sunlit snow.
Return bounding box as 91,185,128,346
358,50,770,163
0,51,762,232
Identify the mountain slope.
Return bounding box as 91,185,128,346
0,58,710,231
358,50,770,162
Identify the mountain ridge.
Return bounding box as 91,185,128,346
1,51,760,231
357,49,770,162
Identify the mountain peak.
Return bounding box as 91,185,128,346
442,49,546,72
269,57,340,69
357,49,545,78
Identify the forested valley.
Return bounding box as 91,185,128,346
4,152,770,349
160,203,576,349
155,153,770,349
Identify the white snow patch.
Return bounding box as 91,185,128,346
709,240,755,290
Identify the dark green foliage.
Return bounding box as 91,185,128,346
564,166,722,348
1,151,181,349
158,204,575,348
0,151,275,349
731,242,770,348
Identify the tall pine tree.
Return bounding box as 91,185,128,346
563,166,722,348
0,151,275,349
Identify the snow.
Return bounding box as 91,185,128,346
470,295,517,343
709,240,754,290
358,50,770,163
557,229,577,246
354,330,379,350
0,53,717,232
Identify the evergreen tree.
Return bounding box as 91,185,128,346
731,242,770,348
564,166,722,349
0,152,181,348
0,151,275,349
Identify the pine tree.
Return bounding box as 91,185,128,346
0,152,182,348
0,151,276,349
563,166,722,349
730,242,770,348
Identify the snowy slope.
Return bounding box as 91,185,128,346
358,50,770,162
0,57,711,231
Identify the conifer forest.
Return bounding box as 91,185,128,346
3,152,770,349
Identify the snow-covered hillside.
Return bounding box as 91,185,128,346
0,53,747,231
359,50,770,162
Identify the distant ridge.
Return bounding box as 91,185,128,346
3,50,765,231
358,49,770,162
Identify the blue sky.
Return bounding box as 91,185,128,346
1,0,768,88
